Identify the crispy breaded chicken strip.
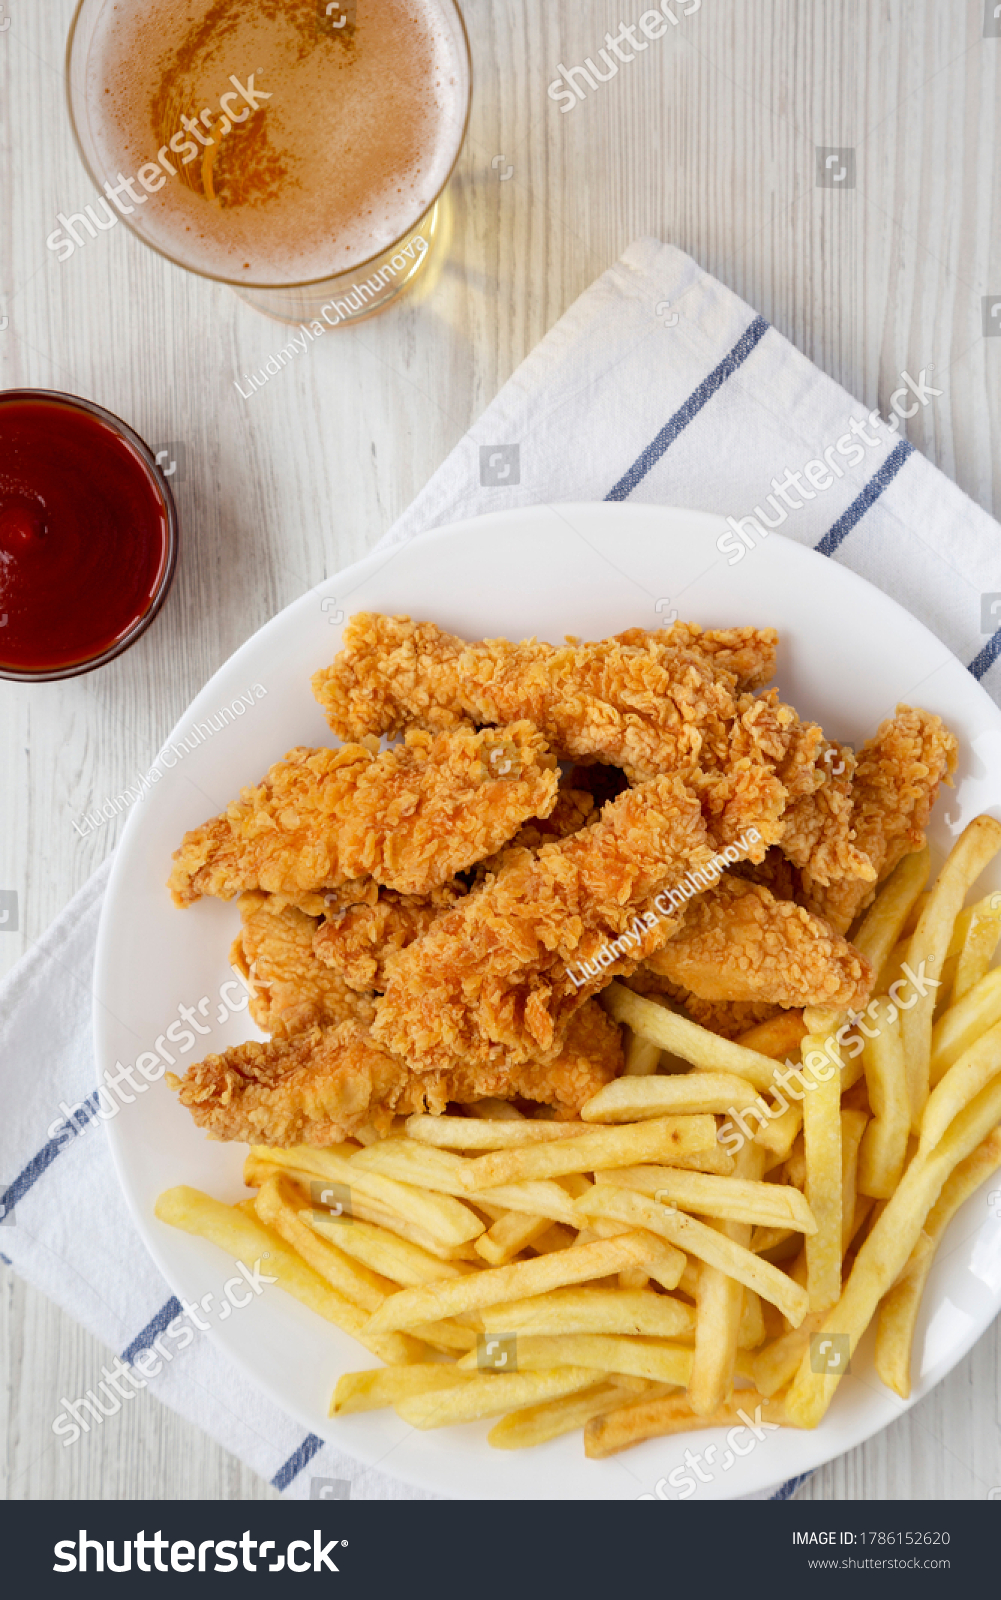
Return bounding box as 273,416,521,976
311,787,598,992
313,617,841,858
230,892,376,1039
167,1004,623,1147
167,722,558,908
618,622,778,691
799,706,958,933
313,890,452,992
312,613,744,782
638,874,872,1011
371,776,766,1074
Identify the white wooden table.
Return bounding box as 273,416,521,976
2,0,1000,1501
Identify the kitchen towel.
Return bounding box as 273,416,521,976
3,238,998,1502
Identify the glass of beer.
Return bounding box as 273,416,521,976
65,0,471,325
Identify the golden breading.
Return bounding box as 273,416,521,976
166,1003,623,1147
230,891,376,1039
800,706,958,933
639,874,872,1011
313,889,456,993
617,622,778,691
312,613,749,782
372,776,731,1074
167,722,559,908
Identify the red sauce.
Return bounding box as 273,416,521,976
0,396,173,674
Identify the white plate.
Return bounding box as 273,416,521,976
95,503,1001,1501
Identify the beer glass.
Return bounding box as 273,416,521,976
65,0,471,325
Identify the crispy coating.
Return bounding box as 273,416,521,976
166,1003,623,1147
167,722,558,908
231,891,377,1038
800,706,958,932
372,777,729,1073
313,890,453,992
639,874,872,1011
617,622,778,691
310,790,596,992
312,613,746,782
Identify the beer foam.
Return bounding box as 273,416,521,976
84,0,468,285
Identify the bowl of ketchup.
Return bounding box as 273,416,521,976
0,389,178,680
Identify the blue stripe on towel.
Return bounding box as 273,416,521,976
770,1473,810,1501
815,440,914,557
605,315,771,501
970,627,1001,682
0,1090,102,1221
121,1297,184,1366
272,1433,325,1492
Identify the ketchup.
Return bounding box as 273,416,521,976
0,395,174,675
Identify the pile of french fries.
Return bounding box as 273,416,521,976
156,814,1001,1461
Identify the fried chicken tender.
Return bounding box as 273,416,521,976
167,1003,623,1147
312,613,747,782
638,874,872,1011
310,789,596,992
313,890,452,992
313,616,852,877
617,622,778,691
167,722,558,908
372,776,738,1074
230,892,377,1039
799,706,958,933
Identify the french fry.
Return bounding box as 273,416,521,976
738,1289,766,1350
876,1128,1001,1398
347,1140,583,1225
840,1110,869,1256
460,1117,717,1190
930,968,1001,1084
480,1287,696,1339
404,1116,592,1150
467,1098,525,1120
949,894,1001,1002
583,1389,788,1459
395,1368,602,1428
624,1029,662,1076
487,1381,649,1449
365,1232,665,1332
574,1185,809,1325
801,1033,843,1312
306,1213,471,1287
751,1313,826,1397
253,1174,392,1311
919,1019,1001,1154
458,1334,694,1387
735,1010,809,1060
784,1068,1001,1428
409,1319,479,1353
689,1142,764,1416
249,1144,485,1246
755,1101,804,1161
618,1268,650,1291
331,1364,473,1415
857,998,909,1199
601,983,783,1092
475,1211,552,1265
154,1186,422,1365
593,1164,817,1233
851,847,931,977
900,816,1001,1131
581,1072,763,1123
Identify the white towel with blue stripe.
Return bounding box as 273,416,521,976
2,238,997,1503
